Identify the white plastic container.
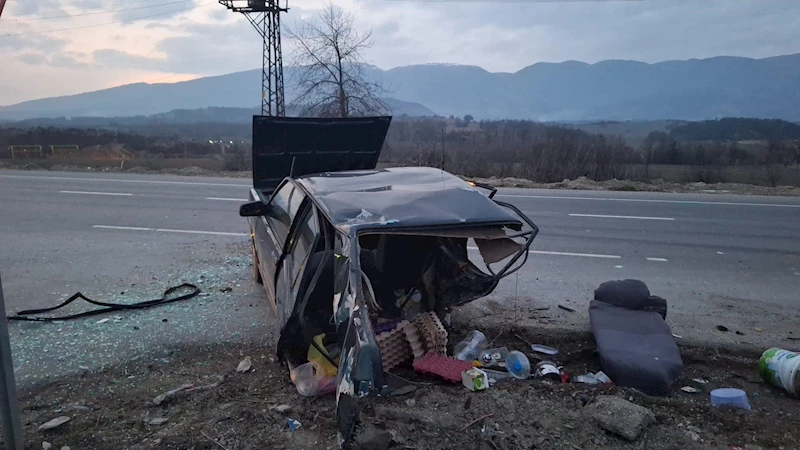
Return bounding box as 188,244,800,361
759,347,800,395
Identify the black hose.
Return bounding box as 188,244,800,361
7,283,201,322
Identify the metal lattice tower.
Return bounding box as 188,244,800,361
219,0,288,117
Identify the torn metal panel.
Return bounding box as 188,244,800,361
475,237,525,265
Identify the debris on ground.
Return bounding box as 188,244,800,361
710,388,752,411
530,344,559,356
146,417,169,426
286,418,302,431
758,347,800,395
585,395,656,441
452,329,486,361
461,367,489,391
151,383,193,406
591,279,683,395
14,330,800,449
37,416,71,431
236,356,252,373
413,353,473,383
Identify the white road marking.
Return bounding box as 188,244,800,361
467,247,620,259
206,197,247,202
93,225,247,237
647,257,669,262
0,174,248,188
531,250,621,259
156,228,248,237
60,190,133,196
497,193,800,208
569,213,674,221
93,225,153,231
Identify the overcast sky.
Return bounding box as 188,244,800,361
1,0,798,105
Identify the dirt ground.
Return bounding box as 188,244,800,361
12,326,799,450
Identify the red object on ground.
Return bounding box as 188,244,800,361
412,353,473,383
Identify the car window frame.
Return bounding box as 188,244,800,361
265,179,305,251
274,199,321,325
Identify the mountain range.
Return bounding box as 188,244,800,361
2,53,800,122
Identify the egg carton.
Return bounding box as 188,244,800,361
403,321,427,360
415,312,447,356
376,320,412,371
413,353,473,384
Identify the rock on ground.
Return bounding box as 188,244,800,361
584,395,656,441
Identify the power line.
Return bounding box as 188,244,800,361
1,2,214,37
9,0,195,22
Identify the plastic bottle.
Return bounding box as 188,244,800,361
453,330,488,361
478,347,509,367
506,351,531,379
290,361,337,397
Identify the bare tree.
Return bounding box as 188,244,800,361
287,3,388,118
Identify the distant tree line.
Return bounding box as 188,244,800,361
668,118,800,142
3,116,799,185
384,118,637,182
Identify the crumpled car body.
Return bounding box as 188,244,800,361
239,116,538,449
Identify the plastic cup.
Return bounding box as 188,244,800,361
710,388,751,411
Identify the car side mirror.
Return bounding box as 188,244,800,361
239,201,270,217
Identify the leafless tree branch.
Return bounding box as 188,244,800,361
286,2,388,118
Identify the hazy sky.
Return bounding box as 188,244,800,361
1,0,799,105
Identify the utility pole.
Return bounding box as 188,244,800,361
441,128,445,171
0,273,22,450
0,6,24,449
219,0,288,117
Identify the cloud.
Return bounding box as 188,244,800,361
51,53,91,68
92,48,164,71
16,52,90,68
94,15,263,74
112,0,201,24
3,0,800,106
0,33,69,54
16,53,48,65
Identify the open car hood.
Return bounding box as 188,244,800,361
251,116,392,191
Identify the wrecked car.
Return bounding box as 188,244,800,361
239,115,538,448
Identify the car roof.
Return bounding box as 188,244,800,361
295,167,522,232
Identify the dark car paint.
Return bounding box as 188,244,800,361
251,116,392,190
242,167,539,448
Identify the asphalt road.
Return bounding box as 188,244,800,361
1,170,799,383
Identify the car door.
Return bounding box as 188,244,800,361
274,201,320,329
256,180,306,309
